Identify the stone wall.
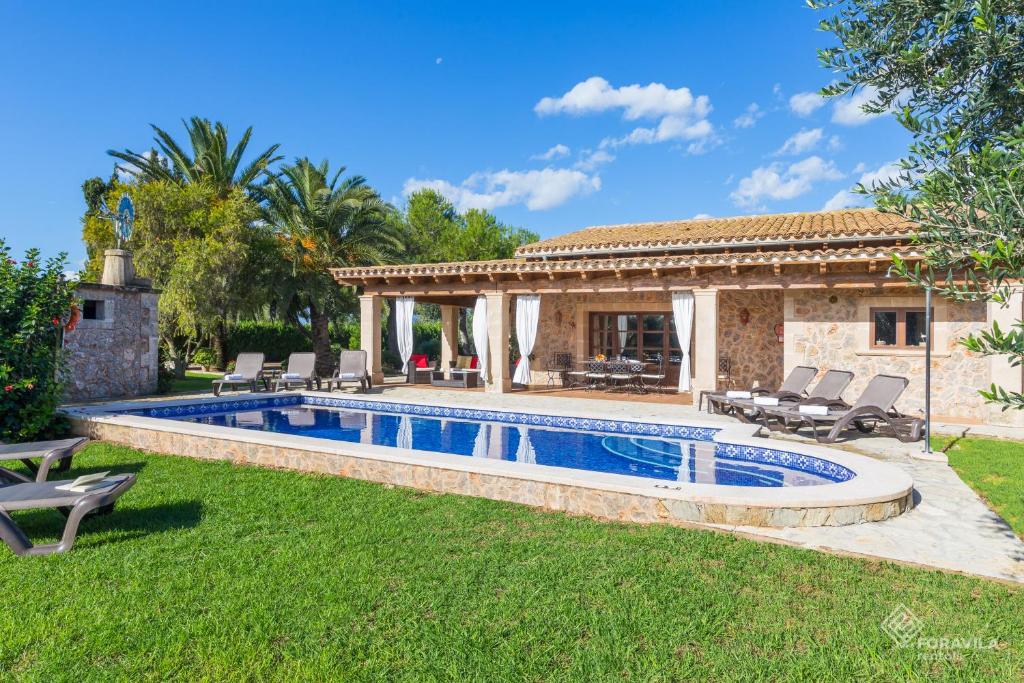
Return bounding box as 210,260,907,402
63,283,159,401
784,288,989,423
525,289,784,390
718,290,784,390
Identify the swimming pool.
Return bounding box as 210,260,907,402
132,396,853,487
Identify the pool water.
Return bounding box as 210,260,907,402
169,404,849,487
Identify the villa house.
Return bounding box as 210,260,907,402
331,208,1023,428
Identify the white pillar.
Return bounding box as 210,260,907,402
440,305,459,371
988,286,1024,426
691,289,719,405
359,294,384,385
485,292,511,393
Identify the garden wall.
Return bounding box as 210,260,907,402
63,282,159,401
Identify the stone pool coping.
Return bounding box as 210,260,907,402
63,391,914,527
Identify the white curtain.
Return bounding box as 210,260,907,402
515,426,536,464
471,295,489,384
397,415,413,450
472,423,489,458
395,296,415,373
617,315,629,355
672,291,695,392
512,295,541,385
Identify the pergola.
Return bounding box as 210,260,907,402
331,244,923,397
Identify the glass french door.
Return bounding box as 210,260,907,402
588,313,684,384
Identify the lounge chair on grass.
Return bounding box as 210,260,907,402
0,473,136,556
323,349,371,392
727,369,854,424
0,437,88,484
272,352,319,391
760,374,923,443
705,365,818,414
212,352,266,396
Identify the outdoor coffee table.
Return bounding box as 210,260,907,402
430,369,479,389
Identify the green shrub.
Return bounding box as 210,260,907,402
191,347,216,368
413,319,441,357
226,321,310,362
0,243,75,441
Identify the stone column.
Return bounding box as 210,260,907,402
485,292,511,393
359,294,384,385
440,305,459,370
691,288,719,406
988,286,1024,426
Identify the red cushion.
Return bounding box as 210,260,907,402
410,354,428,369
470,356,478,369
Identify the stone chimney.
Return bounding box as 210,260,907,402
101,249,136,286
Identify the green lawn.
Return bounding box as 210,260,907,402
942,437,1024,538
1,443,1021,680
167,370,219,394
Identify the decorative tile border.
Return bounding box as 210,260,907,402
121,394,720,441
716,443,854,483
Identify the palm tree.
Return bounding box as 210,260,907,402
108,117,282,196
258,158,401,374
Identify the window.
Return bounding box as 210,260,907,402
82,299,104,320
588,312,682,366
870,307,932,349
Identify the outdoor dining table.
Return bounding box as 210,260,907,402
574,359,648,393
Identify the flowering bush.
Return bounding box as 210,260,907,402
0,241,75,441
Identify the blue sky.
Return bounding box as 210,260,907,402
0,1,911,268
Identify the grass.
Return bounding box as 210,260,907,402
940,436,1024,538
167,370,218,394
1,443,1022,680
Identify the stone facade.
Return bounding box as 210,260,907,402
784,288,990,423
63,283,159,401
718,290,784,390
522,288,784,392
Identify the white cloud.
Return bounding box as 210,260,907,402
536,76,715,154
831,86,887,126
789,91,826,117
775,128,823,156
435,57,443,65
821,160,902,210
827,134,843,152
731,156,844,207
574,149,615,171
403,168,600,212
531,144,570,161
691,213,713,219
733,103,763,129
535,76,711,120
602,117,714,150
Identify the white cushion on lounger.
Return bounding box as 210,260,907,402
726,390,752,399
337,372,360,380
281,372,303,380
224,373,244,381
799,404,829,416
754,396,779,406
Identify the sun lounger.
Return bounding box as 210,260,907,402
0,473,136,556
0,437,89,484
760,374,922,443
729,369,854,424
323,349,370,392
705,365,818,414
212,352,266,396
271,352,319,391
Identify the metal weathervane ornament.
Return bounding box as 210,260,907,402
114,194,135,248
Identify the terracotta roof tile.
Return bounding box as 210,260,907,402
514,208,914,256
